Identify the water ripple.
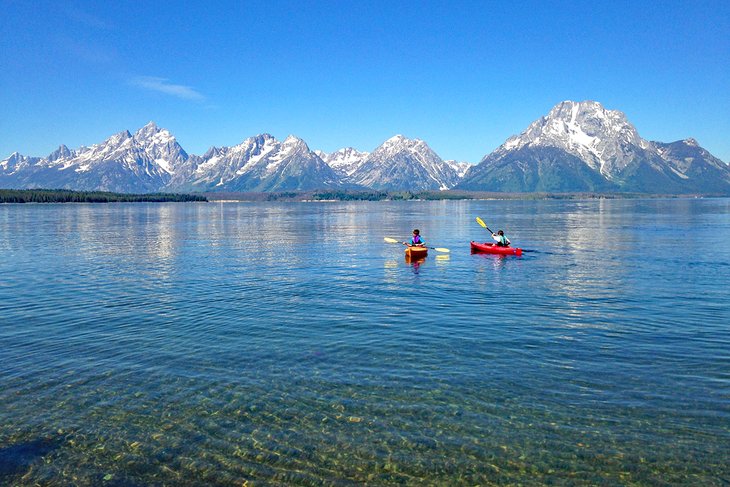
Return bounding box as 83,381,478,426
1,200,729,485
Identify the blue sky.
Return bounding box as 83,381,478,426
2,0,729,163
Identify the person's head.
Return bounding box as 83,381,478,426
413,229,420,235
497,230,504,236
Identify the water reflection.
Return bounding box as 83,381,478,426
535,200,633,330
404,254,426,273
0,199,728,485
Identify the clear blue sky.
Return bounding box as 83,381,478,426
2,0,729,163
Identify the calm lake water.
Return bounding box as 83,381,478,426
1,199,729,485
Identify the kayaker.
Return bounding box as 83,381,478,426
492,229,511,247
410,229,425,247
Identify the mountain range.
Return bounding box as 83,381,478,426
456,101,730,193
2,101,729,194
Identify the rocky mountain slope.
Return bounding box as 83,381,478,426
350,135,463,191
315,148,370,178
171,134,342,192
456,101,730,193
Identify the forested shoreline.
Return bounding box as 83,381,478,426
204,190,703,202
0,189,207,203
1,188,713,204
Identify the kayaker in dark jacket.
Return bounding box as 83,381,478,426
492,230,510,247
410,229,425,247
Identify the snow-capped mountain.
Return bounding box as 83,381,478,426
2,109,728,194
655,138,730,193
0,122,189,193
457,100,730,193
172,134,342,192
0,152,44,188
350,135,462,191
0,152,41,176
444,159,471,179
132,122,190,175
316,147,370,178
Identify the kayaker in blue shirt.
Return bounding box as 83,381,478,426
492,229,510,247
410,229,425,247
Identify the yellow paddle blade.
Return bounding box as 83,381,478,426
384,237,400,244
476,216,487,228
434,247,450,253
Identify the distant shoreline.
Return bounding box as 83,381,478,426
1,188,725,204
0,189,207,204
201,190,725,202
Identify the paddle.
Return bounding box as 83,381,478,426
475,216,494,234
384,237,450,253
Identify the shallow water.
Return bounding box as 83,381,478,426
1,199,729,485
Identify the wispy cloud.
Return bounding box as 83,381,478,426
130,76,206,101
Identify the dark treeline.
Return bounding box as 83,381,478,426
312,190,402,201
0,189,207,203
302,190,701,201
205,190,475,201
204,190,654,201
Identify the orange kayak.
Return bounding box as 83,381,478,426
405,246,428,258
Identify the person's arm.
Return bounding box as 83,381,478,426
491,233,499,243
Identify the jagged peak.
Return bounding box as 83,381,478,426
379,134,429,151
383,134,425,145
133,121,160,135
202,146,222,159
47,144,73,161
495,100,650,175
1,151,26,164
105,130,133,145
282,135,310,151
684,138,699,146
283,134,303,143
134,121,177,142
241,133,276,144
554,99,605,111
232,133,277,150
505,100,637,146
544,100,628,124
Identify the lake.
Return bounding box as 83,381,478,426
1,199,728,485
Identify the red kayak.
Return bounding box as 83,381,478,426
470,241,523,256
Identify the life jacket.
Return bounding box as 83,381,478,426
411,235,423,245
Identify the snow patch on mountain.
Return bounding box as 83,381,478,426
351,135,462,191
317,147,370,177
498,100,652,178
